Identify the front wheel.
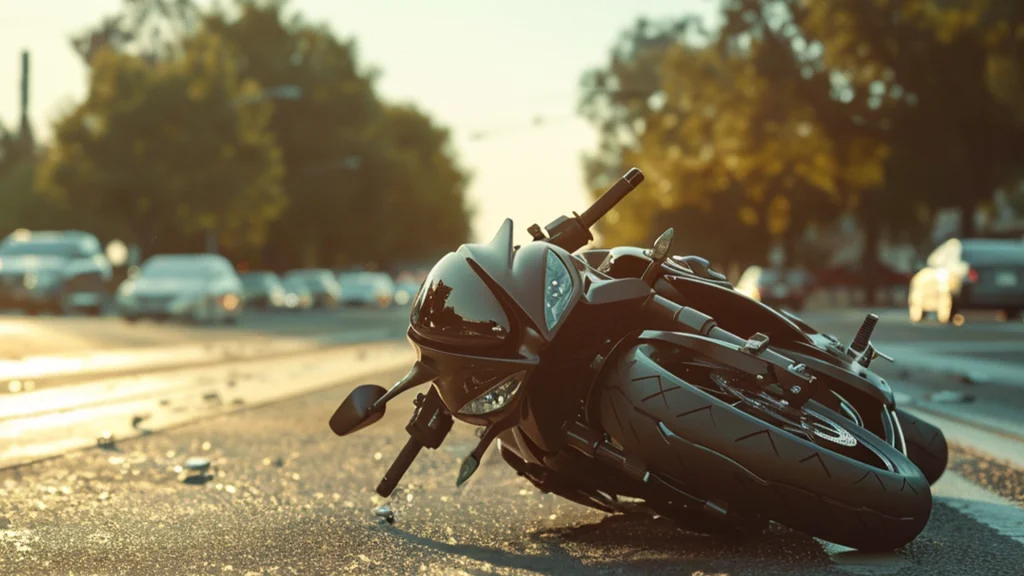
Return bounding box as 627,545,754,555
598,342,932,551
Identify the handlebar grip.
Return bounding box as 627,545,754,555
579,168,645,228
376,436,423,497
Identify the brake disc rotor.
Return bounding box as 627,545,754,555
803,413,857,447
710,372,857,448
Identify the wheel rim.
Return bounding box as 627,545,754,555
700,369,895,472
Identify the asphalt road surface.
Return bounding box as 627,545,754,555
1,308,1022,575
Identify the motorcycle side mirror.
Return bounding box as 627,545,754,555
642,228,675,285
329,384,388,436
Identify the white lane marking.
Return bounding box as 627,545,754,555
932,472,1024,546
822,471,1024,573
0,342,414,469
0,319,40,336
901,406,1024,470
0,331,372,382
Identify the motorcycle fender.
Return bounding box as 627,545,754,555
635,330,770,377
663,274,813,346
780,348,895,406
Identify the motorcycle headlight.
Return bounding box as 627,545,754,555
459,371,527,416
544,251,574,329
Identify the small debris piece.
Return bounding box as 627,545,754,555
97,431,116,449
183,457,211,473
374,505,395,524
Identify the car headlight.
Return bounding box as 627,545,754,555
459,371,527,416
24,271,61,290
118,281,136,297
544,251,574,329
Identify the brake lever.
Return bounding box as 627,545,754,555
871,345,895,363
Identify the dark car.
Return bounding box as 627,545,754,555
735,265,814,311
909,238,1024,323
0,230,113,315
283,268,341,309
240,271,287,310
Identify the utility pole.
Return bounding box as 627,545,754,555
18,50,33,149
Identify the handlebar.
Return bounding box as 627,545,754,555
579,168,645,228
540,168,645,253
376,435,423,497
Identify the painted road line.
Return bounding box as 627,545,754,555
0,338,406,422
931,472,1024,545
0,341,415,470
820,470,1024,573
901,406,1024,470
0,338,315,382
0,326,401,385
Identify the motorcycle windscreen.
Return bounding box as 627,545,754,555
410,252,512,348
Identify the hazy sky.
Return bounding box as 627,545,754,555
0,0,718,245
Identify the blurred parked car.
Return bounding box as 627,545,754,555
0,229,112,315
240,271,287,310
281,276,315,310
283,269,341,309
116,254,244,324
735,266,814,311
392,271,427,307
338,271,395,307
909,238,1024,324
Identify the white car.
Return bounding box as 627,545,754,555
116,254,244,324
338,271,395,307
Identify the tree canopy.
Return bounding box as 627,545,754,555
37,31,286,256
28,0,471,269
581,0,1024,283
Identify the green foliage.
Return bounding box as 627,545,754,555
35,0,471,268
204,0,472,267
36,32,286,256
582,0,1024,271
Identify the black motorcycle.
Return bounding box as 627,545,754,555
330,168,940,551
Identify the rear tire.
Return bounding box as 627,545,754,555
598,342,932,551
896,409,948,485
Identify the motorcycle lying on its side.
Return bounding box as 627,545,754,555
576,245,949,487
330,168,941,551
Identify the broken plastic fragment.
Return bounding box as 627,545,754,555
183,457,211,473
375,504,395,524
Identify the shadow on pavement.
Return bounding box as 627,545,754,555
387,512,833,575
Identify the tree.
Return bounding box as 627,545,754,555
375,104,473,262
62,0,472,266
579,17,846,270
205,1,472,268
72,0,202,65
716,0,1024,301
721,0,1024,236
36,32,286,258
